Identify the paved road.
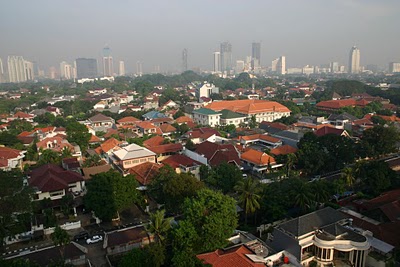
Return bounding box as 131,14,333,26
86,241,108,267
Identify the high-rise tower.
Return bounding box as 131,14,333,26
119,61,125,76
348,46,361,74
213,52,221,73
182,48,188,72
8,56,27,83
277,56,286,75
220,42,232,72
251,42,261,70
76,58,98,78
102,46,113,76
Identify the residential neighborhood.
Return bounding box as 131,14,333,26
1,72,400,267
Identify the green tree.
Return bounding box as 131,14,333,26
145,210,172,244
51,225,70,259
361,125,399,158
185,139,196,151
66,120,91,152
119,248,148,267
82,154,102,167
37,149,61,166
84,171,143,221
248,115,258,129
294,182,313,213
207,162,242,193
171,220,202,267
234,178,261,225
341,167,356,189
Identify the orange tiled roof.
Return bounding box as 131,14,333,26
160,123,176,134
175,116,193,124
96,137,122,154
197,245,265,267
117,116,141,124
0,146,23,160
205,99,290,115
13,111,34,118
143,136,165,148
136,121,156,130
270,145,298,156
36,136,74,152
148,143,183,155
316,99,357,109
89,134,101,143
314,125,348,137
241,148,276,166
129,162,163,185
240,134,281,143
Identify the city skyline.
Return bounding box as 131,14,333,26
1,1,399,73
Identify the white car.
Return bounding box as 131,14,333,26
86,235,103,244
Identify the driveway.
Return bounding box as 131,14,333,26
86,241,108,267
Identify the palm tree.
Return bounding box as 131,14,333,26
51,225,70,260
285,153,298,178
341,167,355,189
234,178,261,225
294,182,312,213
145,209,172,244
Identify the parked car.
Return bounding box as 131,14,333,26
73,231,89,241
86,235,103,244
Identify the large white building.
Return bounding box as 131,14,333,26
276,56,286,75
8,56,27,83
0,58,4,83
213,52,221,73
349,46,361,74
196,82,219,100
103,46,114,77
60,61,74,80
389,62,400,73
119,61,125,76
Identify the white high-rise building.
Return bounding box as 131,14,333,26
235,60,245,74
389,62,400,73
277,56,286,75
0,58,4,83
213,52,221,73
8,56,27,83
349,46,361,74
24,60,34,81
102,46,113,77
271,58,279,72
330,62,339,73
60,61,73,80
119,61,125,76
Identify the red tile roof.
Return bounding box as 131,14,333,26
13,111,34,119
195,141,241,167
240,134,281,144
89,134,101,143
29,164,84,192
241,148,276,166
187,127,221,139
314,125,349,137
0,147,24,160
270,145,298,156
143,136,165,148
129,162,163,185
175,116,193,124
161,154,202,169
136,121,157,130
160,123,176,134
117,116,141,124
95,137,121,154
106,226,150,248
205,99,290,115
197,245,265,267
148,143,183,155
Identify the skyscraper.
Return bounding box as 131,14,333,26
75,58,98,78
271,58,279,72
330,62,339,73
389,62,400,73
235,60,245,74
251,42,261,70
60,61,73,80
8,56,27,83
182,48,188,72
102,46,113,77
348,46,361,74
24,61,34,81
136,61,143,76
0,58,4,83
277,56,286,75
220,42,232,72
119,61,125,76
213,52,221,73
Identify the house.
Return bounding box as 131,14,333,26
82,164,112,180
117,116,141,126
270,145,298,156
129,162,163,186
28,164,85,201
87,113,115,132
192,108,222,127
219,109,248,127
6,111,35,123
142,110,168,121
161,154,202,179
271,130,304,148
161,100,179,110
327,113,358,129
159,123,177,136
239,134,282,149
240,148,280,173
259,121,289,134
111,143,156,175
136,121,160,135
104,226,153,256
196,82,219,101
316,99,369,113
150,117,174,127
175,116,193,125
5,242,87,266
268,207,370,267
0,147,26,171
143,96,159,110
143,136,165,148
36,136,80,158
184,127,221,144
205,99,291,123
94,137,123,161
188,141,242,168
147,143,183,161
314,125,350,137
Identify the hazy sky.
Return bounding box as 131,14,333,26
1,0,399,73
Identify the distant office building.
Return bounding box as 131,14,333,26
330,62,339,73
119,61,125,76
277,56,286,75
365,64,378,73
182,48,188,72
235,60,245,74
251,42,261,70
389,62,400,73
102,46,113,77
48,66,57,80
213,52,221,73
60,61,73,80
0,58,4,83
136,61,143,76
348,46,361,74
24,61,34,81
271,58,279,72
302,65,314,75
8,56,27,83
286,68,302,74
76,58,98,78
220,42,232,72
